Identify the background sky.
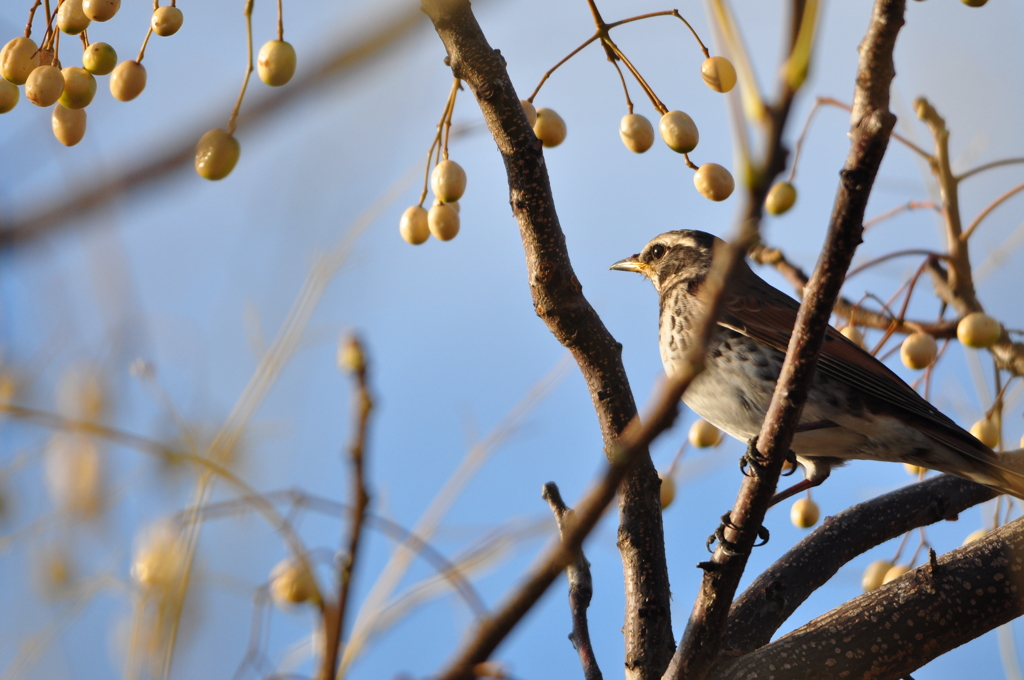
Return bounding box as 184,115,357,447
2,1,1024,679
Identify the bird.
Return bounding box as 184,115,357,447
611,229,1024,504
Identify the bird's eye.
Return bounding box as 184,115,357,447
649,244,666,260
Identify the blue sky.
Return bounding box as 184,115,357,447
2,1,1024,679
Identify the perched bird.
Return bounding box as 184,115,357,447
611,229,1024,503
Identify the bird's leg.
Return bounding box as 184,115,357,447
706,512,770,555
768,457,831,508
739,438,798,478
739,437,771,479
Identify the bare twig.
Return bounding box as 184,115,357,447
543,483,603,680
318,336,374,680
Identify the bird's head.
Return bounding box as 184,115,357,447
610,229,722,294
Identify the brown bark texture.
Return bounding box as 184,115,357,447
421,1,673,677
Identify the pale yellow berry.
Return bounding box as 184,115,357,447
59,67,96,109
447,200,460,213
56,365,106,421
0,77,18,113
957,312,1001,348
58,0,91,35
790,498,820,528
963,528,989,546
659,110,699,154
701,56,737,93
26,65,65,107
399,205,430,245
520,99,537,127
619,113,654,153
903,462,926,477
970,417,999,449
82,42,117,76
151,5,183,36
840,325,865,348
765,181,797,215
45,434,103,517
109,60,146,101
1020,433,1024,450
882,563,911,584
195,129,241,180
1,37,40,85
900,332,937,370
257,40,296,87
82,0,120,22
688,419,720,448
862,559,892,591
533,107,566,147
52,103,87,146
337,335,365,373
694,163,734,202
428,202,460,241
270,557,318,607
132,521,187,589
659,472,676,509
431,159,467,203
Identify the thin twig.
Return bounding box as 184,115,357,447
960,180,1024,242
543,483,603,680
318,336,374,680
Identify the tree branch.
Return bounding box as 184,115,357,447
543,482,603,680
711,517,1024,679
420,1,673,676
666,1,905,678
724,474,996,653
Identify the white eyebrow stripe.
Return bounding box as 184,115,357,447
673,237,698,249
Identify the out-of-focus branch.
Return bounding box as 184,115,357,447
711,517,1024,679
543,483,603,680
420,2,675,677
666,1,904,678
318,336,373,680
723,474,996,653
0,6,427,250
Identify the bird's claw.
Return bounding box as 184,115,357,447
739,437,770,479
706,511,770,555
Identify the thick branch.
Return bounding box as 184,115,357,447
724,474,996,653
421,1,673,676
711,517,1024,680
667,1,905,678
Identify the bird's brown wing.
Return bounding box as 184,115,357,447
717,263,1011,472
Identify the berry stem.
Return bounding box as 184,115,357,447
527,34,600,102
600,37,667,114
24,0,42,38
610,58,633,114
277,0,285,41
136,28,153,63
227,0,256,136
79,31,88,49
682,153,699,171
606,10,711,59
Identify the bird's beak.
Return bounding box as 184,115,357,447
610,254,646,274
